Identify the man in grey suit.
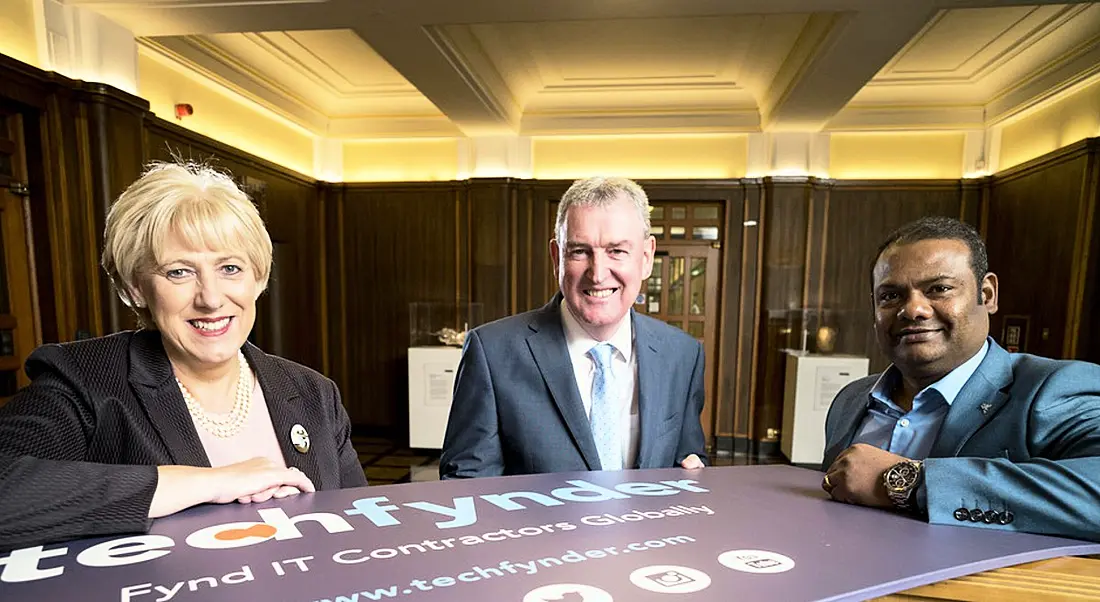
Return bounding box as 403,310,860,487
440,176,707,479
822,216,1100,542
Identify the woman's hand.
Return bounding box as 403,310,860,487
150,457,316,518
236,484,306,504
207,457,315,504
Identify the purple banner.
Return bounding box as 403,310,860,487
3,465,1098,602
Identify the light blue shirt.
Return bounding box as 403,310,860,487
852,339,990,461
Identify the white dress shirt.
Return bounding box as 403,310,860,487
560,300,640,468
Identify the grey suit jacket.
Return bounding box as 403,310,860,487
823,339,1100,542
440,296,707,478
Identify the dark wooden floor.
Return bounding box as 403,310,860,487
353,436,790,485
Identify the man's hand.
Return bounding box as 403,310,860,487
680,454,704,469
822,443,908,509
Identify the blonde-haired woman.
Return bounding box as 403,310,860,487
0,162,366,550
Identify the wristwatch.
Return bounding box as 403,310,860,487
884,459,924,512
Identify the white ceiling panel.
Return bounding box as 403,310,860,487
101,0,1100,137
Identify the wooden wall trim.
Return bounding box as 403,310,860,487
41,94,79,340
462,186,471,306
636,178,744,190
828,179,964,191
0,53,77,111
801,186,815,309
76,82,149,114
145,117,314,185
344,181,465,191
746,182,767,439
715,197,734,438
736,182,763,438
956,176,991,239
317,185,330,375
1064,147,1100,358
994,138,1098,184
454,188,463,311
519,184,535,311
816,187,831,317
321,184,348,387
76,101,105,336
509,184,518,316
337,186,348,381
730,192,750,437
1077,150,1100,362
87,100,113,334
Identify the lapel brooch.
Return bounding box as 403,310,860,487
979,402,993,415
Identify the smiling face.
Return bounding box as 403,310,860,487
872,238,998,387
551,195,655,341
132,229,261,375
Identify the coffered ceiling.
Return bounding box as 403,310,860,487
64,0,1100,138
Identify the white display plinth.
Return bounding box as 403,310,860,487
407,346,463,449
781,351,870,465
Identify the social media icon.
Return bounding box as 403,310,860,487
745,558,782,570
629,565,711,594
718,549,796,574
523,583,613,602
645,570,696,588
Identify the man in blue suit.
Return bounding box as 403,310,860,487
440,176,707,479
822,216,1100,542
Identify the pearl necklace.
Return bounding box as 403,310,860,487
176,350,252,438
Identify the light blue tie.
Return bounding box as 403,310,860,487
588,343,623,470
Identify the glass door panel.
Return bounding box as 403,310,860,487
667,257,685,316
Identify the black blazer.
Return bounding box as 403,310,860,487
0,330,365,550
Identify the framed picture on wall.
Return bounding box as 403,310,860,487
1001,315,1030,353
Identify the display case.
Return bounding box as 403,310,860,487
407,302,483,449
781,352,869,465
767,308,872,464
766,308,855,355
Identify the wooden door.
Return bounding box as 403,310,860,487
0,110,41,403
635,201,725,447
636,244,720,445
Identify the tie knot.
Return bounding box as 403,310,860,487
588,343,615,369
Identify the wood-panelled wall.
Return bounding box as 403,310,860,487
0,52,327,377
983,139,1100,364
3,52,1098,448
0,54,123,345
747,178,980,451
329,182,462,432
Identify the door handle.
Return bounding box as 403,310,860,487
7,182,29,198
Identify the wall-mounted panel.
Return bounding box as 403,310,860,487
986,140,1099,361
822,181,968,371
337,182,461,431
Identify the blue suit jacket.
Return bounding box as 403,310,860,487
823,339,1100,542
440,296,708,478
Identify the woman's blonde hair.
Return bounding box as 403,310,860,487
101,161,273,324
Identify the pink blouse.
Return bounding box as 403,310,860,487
190,379,287,468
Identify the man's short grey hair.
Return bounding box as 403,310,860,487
554,176,651,242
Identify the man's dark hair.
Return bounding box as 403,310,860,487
871,216,989,296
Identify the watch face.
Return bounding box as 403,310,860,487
886,462,919,492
